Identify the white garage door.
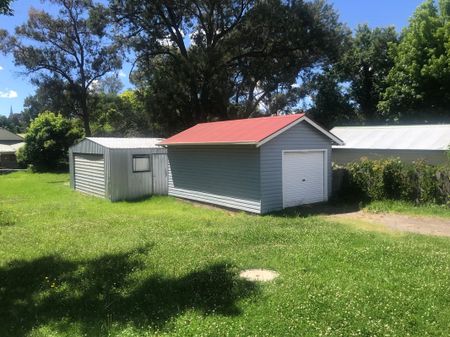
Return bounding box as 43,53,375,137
74,154,105,197
283,150,327,208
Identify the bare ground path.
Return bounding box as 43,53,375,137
327,211,450,237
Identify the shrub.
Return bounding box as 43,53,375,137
335,158,449,206
17,112,83,171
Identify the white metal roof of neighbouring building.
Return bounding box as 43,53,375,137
330,125,450,151
86,137,165,149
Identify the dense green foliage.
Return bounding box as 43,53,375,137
112,0,349,134
17,112,83,170
0,172,450,336
379,0,450,119
337,158,450,205
309,24,398,126
90,89,154,136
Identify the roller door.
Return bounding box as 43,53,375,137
74,154,106,197
282,150,326,208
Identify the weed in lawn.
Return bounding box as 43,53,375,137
0,246,258,337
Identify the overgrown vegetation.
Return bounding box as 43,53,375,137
336,158,450,205
17,112,83,171
1,172,450,337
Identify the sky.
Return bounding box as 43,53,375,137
0,0,424,116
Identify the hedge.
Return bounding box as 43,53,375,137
334,158,450,206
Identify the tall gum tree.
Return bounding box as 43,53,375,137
1,0,122,136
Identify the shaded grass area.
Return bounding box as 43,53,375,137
1,172,450,336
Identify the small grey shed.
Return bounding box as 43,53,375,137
69,138,168,201
161,114,343,214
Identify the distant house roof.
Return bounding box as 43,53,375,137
0,128,23,142
87,137,165,149
331,125,450,150
0,142,25,154
160,114,343,146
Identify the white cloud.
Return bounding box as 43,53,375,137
118,70,126,78
0,90,18,98
0,66,3,70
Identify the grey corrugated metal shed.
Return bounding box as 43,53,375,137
69,138,168,201
164,115,342,214
331,125,450,165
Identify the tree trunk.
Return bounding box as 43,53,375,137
80,94,91,136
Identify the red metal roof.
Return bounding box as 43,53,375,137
160,114,305,146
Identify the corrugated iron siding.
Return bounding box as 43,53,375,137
69,139,108,195
109,147,168,201
168,145,261,213
260,122,333,214
73,154,106,197
109,149,148,201
153,154,169,195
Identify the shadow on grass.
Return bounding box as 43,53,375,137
0,245,258,337
270,201,366,218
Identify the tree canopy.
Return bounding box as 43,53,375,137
2,0,123,136
111,0,350,134
0,0,13,15
379,0,450,120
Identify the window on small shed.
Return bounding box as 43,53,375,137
132,155,151,172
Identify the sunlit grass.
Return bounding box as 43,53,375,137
365,200,450,218
1,172,450,337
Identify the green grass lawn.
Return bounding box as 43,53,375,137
1,172,450,337
365,200,450,218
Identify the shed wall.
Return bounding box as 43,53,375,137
109,147,167,201
167,145,261,213
332,149,447,166
260,122,333,214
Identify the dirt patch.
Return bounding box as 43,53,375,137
239,269,279,282
327,211,450,237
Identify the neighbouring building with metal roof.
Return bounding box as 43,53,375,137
330,125,450,165
161,114,344,214
0,128,24,169
69,137,168,201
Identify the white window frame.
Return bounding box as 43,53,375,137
132,154,151,173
